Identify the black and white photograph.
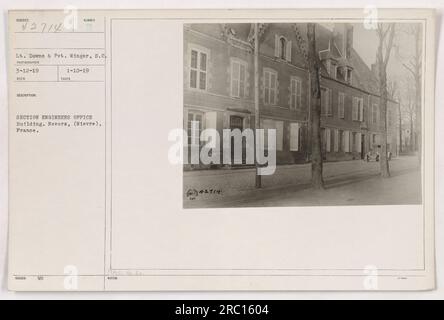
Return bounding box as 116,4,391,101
183,22,423,208
2,6,438,295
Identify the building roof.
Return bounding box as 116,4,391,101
348,48,380,95
186,23,384,98
314,24,380,95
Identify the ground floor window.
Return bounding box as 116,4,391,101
343,130,350,152
230,115,243,130
187,111,203,146
290,122,302,151
352,132,357,152
322,128,331,153
261,119,284,151
334,129,339,152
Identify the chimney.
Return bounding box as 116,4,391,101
334,24,353,59
345,24,353,59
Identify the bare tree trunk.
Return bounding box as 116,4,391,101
414,26,422,165
402,25,422,165
376,23,395,178
398,103,402,154
410,111,414,151
307,23,324,189
378,64,391,177
415,74,421,163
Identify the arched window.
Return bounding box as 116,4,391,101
280,37,286,59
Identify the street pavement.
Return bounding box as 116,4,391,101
183,156,422,208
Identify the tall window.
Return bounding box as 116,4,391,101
275,35,292,62
321,87,332,116
290,77,302,110
280,37,286,60
346,68,353,84
372,104,379,124
330,62,337,79
343,130,350,152
352,132,357,152
337,67,345,82
231,60,247,98
338,92,345,119
334,129,339,152
324,128,331,152
187,112,203,146
261,119,284,151
339,129,344,152
264,69,277,105
352,97,364,121
358,98,364,121
190,48,207,90
290,123,300,151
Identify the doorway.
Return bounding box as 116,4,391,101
229,115,245,164
361,134,365,159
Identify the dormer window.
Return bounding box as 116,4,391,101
274,35,292,62
280,37,286,59
346,68,353,84
336,65,352,84
326,60,337,79
337,66,346,82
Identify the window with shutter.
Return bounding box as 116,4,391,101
334,129,340,152
261,119,284,151
321,87,331,116
264,69,278,105
356,133,362,153
290,77,302,110
342,131,346,152
286,40,292,62
231,59,247,98
359,98,364,121
343,131,350,152
189,47,208,90
338,92,345,119
328,89,333,115
187,112,203,146
325,128,331,152
290,123,300,151
352,97,359,121
279,37,286,60
352,132,357,152
274,34,279,57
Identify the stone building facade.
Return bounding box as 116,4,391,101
183,23,400,168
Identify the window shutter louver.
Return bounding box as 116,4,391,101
344,131,350,152
274,35,279,57
352,98,358,121
290,123,300,151
286,40,292,62
328,89,332,115
334,129,339,152
326,129,331,152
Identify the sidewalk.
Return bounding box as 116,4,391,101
183,156,421,208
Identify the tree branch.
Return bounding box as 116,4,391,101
383,24,396,67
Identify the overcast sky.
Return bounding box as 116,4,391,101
353,22,421,82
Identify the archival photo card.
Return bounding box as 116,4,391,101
7,8,435,291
